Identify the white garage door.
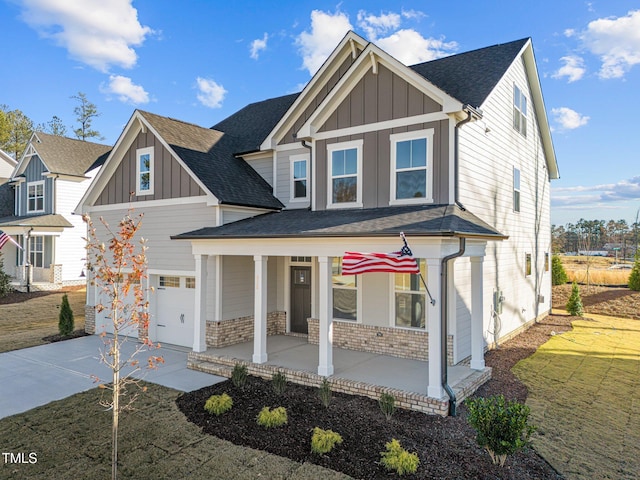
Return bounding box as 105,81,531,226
155,275,195,348
95,287,139,339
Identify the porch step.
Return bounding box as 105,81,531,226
187,358,234,378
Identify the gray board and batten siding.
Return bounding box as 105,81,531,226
19,156,54,216
95,130,204,205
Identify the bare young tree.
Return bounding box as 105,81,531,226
83,211,162,480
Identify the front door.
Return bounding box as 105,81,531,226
290,266,311,334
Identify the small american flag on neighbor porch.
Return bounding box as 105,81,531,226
342,233,420,275
0,230,22,251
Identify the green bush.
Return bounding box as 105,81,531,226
380,438,419,476
311,427,343,454
566,282,584,316
271,371,287,395
551,255,568,286
204,393,233,416
465,395,535,467
629,254,640,291
0,253,12,298
378,392,396,420
231,363,248,389
256,406,287,428
318,378,332,408
58,293,75,336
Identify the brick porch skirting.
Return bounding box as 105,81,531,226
205,311,286,348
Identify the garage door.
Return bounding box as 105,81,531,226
95,287,139,339
155,275,195,348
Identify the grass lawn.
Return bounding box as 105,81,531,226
0,288,86,353
513,312,640,480
0,383,351,480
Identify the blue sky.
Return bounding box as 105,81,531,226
1,0,639,227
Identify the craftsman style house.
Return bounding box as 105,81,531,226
0,132,110,290
77,32,558,414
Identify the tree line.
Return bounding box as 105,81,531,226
552,215,640,258
0,92,103,158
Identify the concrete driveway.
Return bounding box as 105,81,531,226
0,335,223,420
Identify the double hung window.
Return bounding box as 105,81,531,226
327,140,362,208
393,259,427,329
136,147,154,196
390,129,433,204
27,181,44,213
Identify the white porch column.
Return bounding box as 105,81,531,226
427,258,443,398
253,255,268,364
192,254,208,352
317,256,334,376
470,256,486,370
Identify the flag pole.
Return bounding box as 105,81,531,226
400,232,436,306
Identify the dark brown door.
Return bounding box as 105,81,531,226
290,266,311,334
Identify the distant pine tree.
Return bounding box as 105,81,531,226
566,282,584,316
629,254,640,291
551,255,568,286
58,293,75,336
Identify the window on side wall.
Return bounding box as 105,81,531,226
525,253,532,276
27,181,44,213
390,129,434,205
513,85,527,137
290,154,309,202
327,140,362,208
394,259,427,329
545,253,550,272
136,147,154,196
332,257,357,321
513,167,521,212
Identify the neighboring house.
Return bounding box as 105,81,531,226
77,32,558,415
0,150,17,218
0,149,18,184
0,132,110,290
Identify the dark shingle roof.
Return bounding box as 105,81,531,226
211,93,299,153
0,214,73,228
0,183,13,217
139,111,283,210
410,38,529,108
31,132,111,176
173,205,506,240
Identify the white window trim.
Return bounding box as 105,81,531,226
289,153,310,203
389,128,434,205
388,261,427,330
513,166,521,213
29,235,44,268
136,146,154,196
327,139,363,209
27,180,45,213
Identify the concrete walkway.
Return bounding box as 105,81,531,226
0,335,223,420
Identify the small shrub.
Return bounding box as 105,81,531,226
271,371,287,395
257,406,287,428
629,254,640,291
318,378,332,408
311,427,343,454
378,392,396,420
231,363,248,389
566,282,584,316
551,255,568,285
204,393,233,416
465,395,535,467
58,293,75,336
0,253,12,298
380,438,419,476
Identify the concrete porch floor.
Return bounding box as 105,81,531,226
189,335,491,413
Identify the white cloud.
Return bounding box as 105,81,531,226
357,10,401,40
375,29,457,65
195,77,227,108
101,75,149,104
551,107,590,130
295,10,353,75
580,9,640,79
18,0,152,72
401,9,426,20
552,55,586,82
250,33,268,60
552,176,640,206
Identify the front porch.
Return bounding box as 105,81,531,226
188,335,491,416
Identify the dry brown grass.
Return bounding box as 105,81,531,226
560,255,631,286
0,288,86,353
553,284,640,320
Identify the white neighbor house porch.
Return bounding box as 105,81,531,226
184,235,490,413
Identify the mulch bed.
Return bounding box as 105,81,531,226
0,285,85,305
177,314,573,480
42,329,90,343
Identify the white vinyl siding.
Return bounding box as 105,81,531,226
327,140,363,209
390,129,434,205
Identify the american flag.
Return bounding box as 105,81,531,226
0,230,21,251
342,240,419,275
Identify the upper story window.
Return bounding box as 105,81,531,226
513,167,521,212
332,257,358,321
513,85,527,137
136,147,154,196
27,181,44,213
327,139,363,209
390,129,434,205
393,259,426,329
290,154,309,202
